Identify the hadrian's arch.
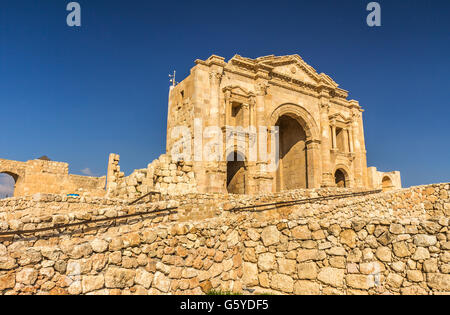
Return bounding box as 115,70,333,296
269,104,321,192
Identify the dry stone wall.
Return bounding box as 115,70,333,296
0,183,448,295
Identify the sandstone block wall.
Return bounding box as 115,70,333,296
0,183,448,295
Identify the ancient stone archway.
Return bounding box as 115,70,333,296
382,176,394,191
269,104,320,141
0,159,26,198
276,115,308,191
269,104,321,191
226,151,247,195
335,169,347,188
0,173,17,198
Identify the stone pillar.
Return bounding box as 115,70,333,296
306,140,322,188
344,127,350,153
106,153,121,195
351,113,364,187
222,90,231,128
319,102,333,187
209,70,223,128
254,80,272,194
243,103,250,129
206,68,224,193
331,122,337,150
348,127,354,153
357,111,369,187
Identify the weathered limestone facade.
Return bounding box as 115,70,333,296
0,158,106,198
166,54,402,196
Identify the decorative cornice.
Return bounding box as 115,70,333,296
196,54,360,109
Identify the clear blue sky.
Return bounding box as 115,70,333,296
0,0,449,190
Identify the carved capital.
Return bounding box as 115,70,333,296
320,103,330,114
224,90,232,102
209,71,223,85
352,112,361,120
255,82,269,96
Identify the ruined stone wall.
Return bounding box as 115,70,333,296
0,184,448,295
106,154,197,199
0,158,106,198
367,167,402,191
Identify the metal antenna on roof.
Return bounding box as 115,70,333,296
169,70,177,88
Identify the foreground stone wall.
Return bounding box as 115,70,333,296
0,183,448,295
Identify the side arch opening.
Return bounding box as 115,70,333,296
382,176,393,191
334,169,347,188
0,172,18,199
227,151,247,195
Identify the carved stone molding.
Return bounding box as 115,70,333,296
222,86,255,105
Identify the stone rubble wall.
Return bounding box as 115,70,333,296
0,183,448,295
106,154,197,200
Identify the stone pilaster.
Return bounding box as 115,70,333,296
206,66,224,193
306,140,322,188
253,80,272,193
319,101,333,187
351,112,364,187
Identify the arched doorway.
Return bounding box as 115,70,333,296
0,172,17,199
382,176,393,191
227,151,246,195
276,115,308,191
335,169,347,188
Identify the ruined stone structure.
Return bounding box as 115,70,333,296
165,54,402,196
1,54,402,199
0,158,106,198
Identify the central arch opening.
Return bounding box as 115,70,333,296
335,169,347,188
227,151,246,195
0,172,17,199
276,115,308,192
